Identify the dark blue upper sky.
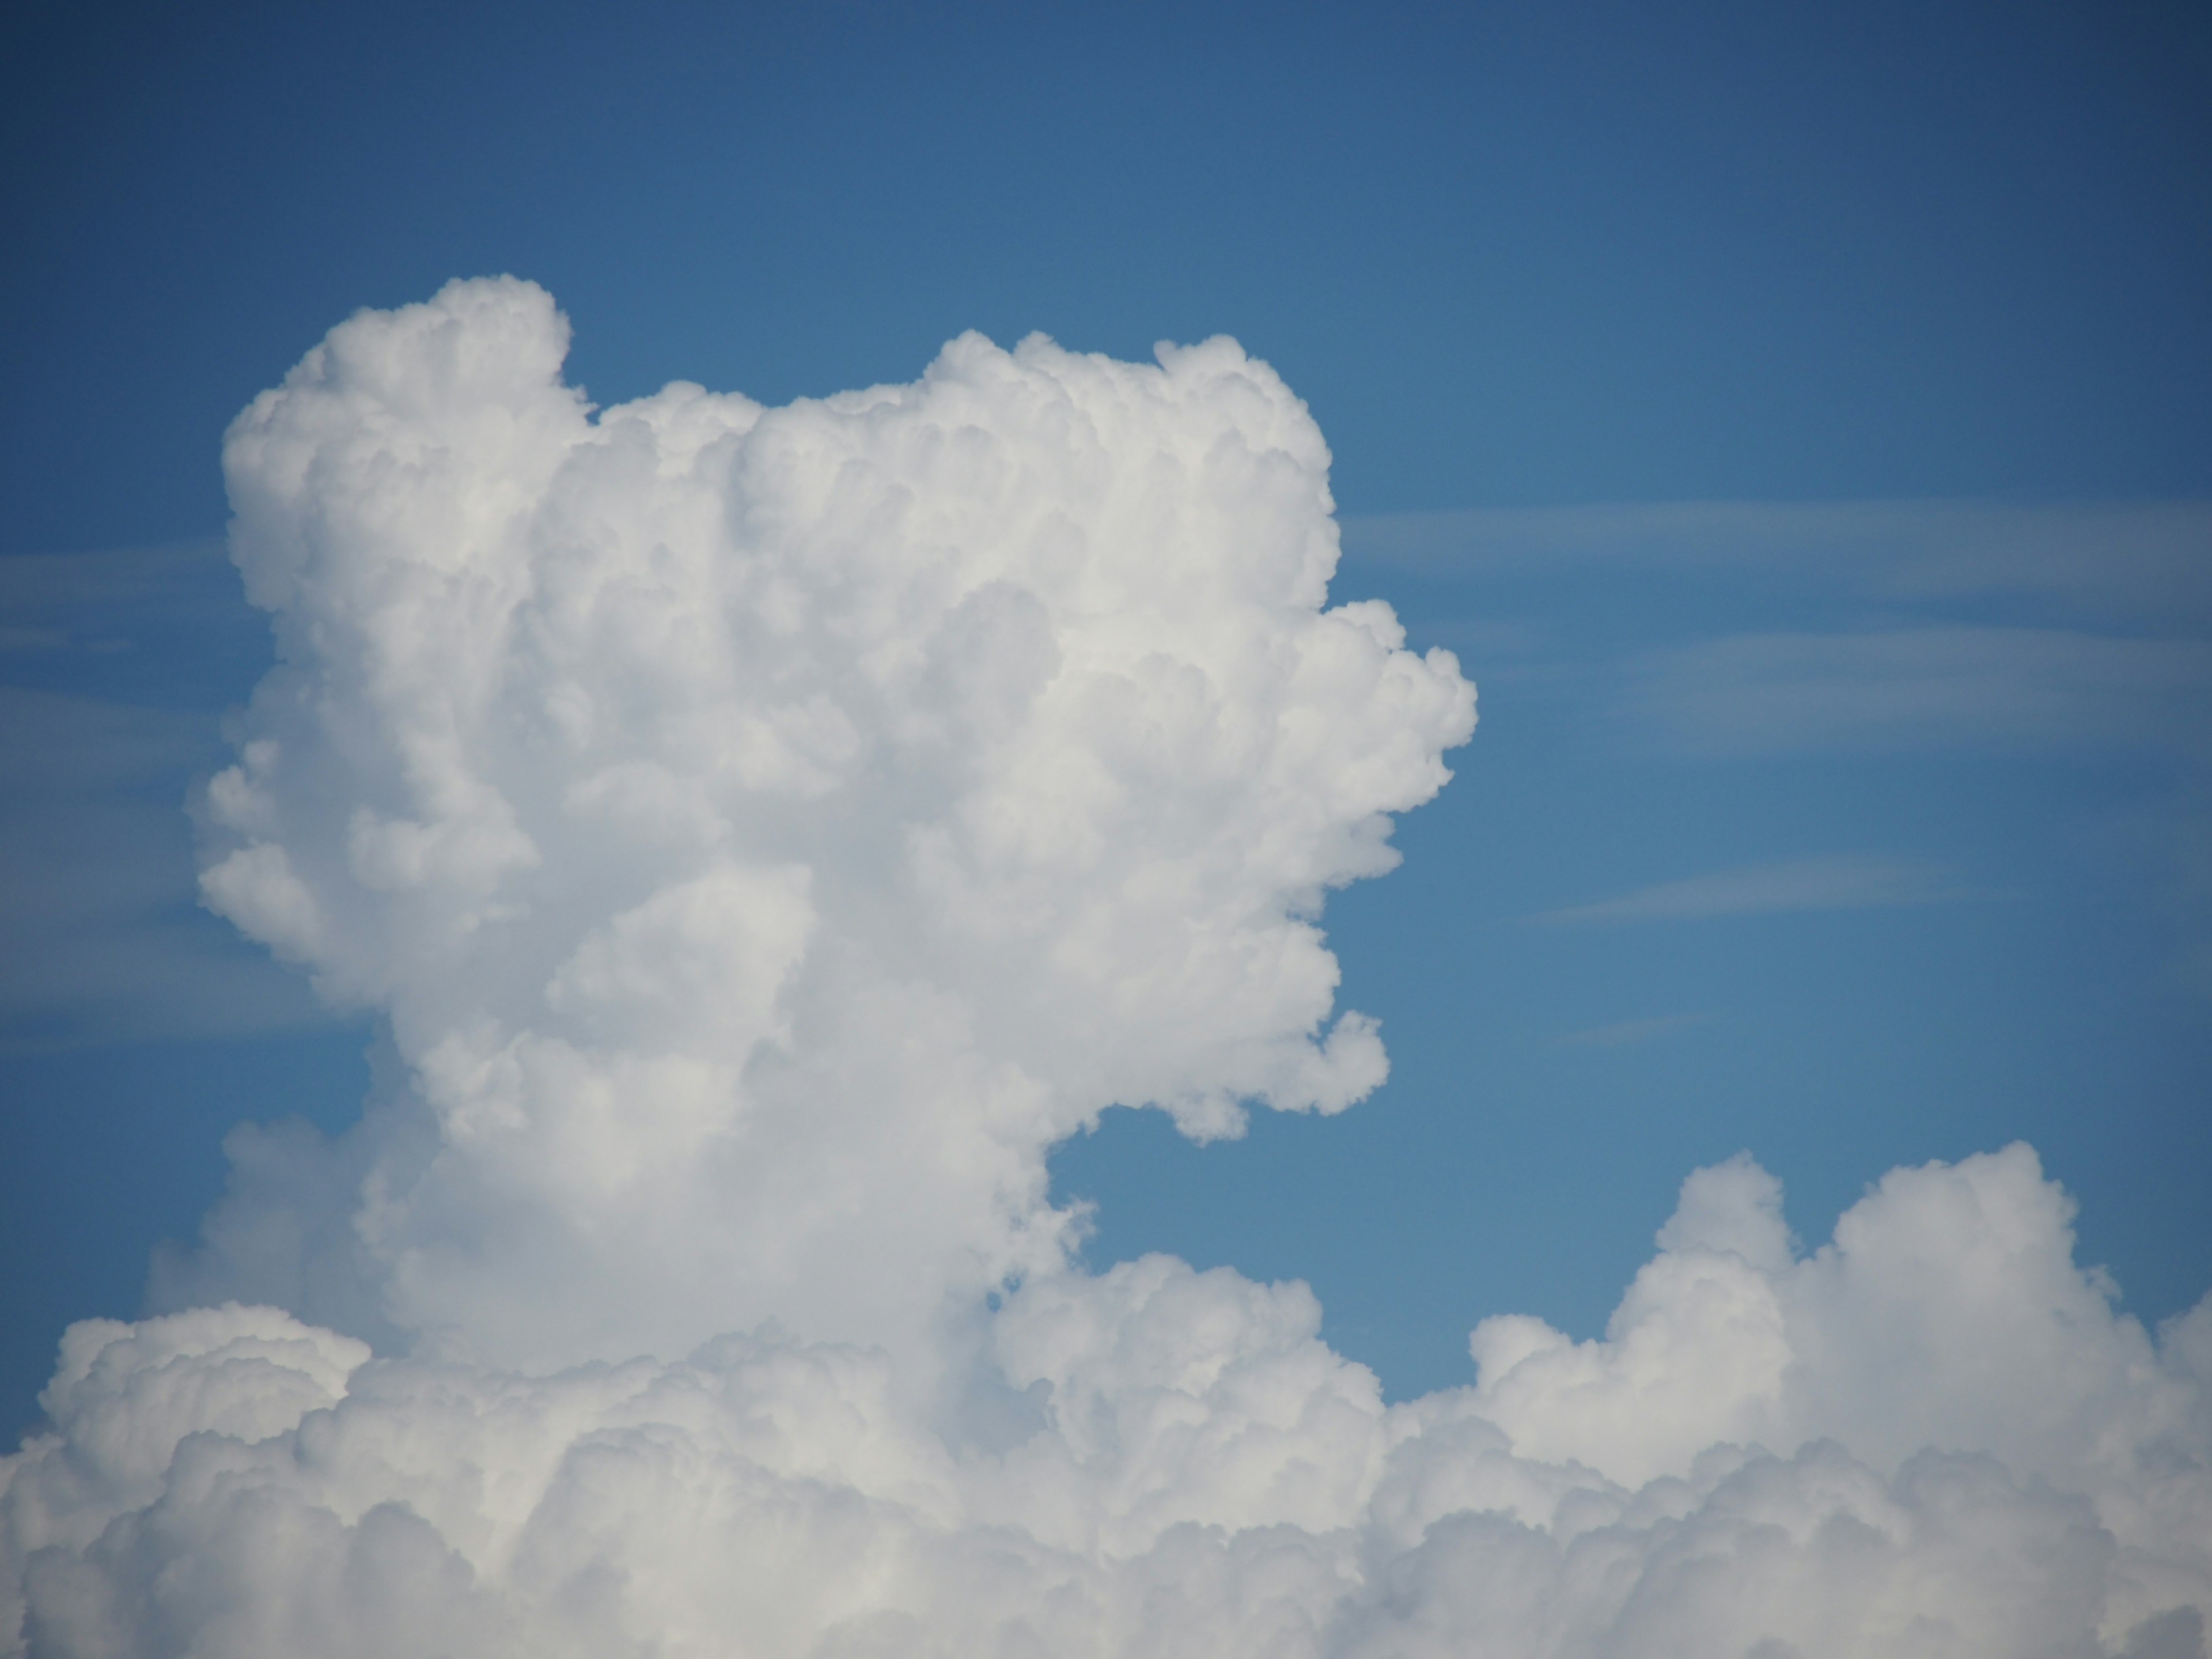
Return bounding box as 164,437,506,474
3,0,2208,1432
10,0,2210,543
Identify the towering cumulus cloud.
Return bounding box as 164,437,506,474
2,280,2205,1657
166,275,1465,1373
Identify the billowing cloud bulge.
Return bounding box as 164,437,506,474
5,279,2206,1657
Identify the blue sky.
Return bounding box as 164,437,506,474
3,0,2207,1434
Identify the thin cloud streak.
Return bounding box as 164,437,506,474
1344,501,2212,763
1342,498,2212,627
1537,854,1979,927
1344,500,2212,997
0,547,350,1047
0,541,238,646
1627,627,2212,757
0,689,330,1050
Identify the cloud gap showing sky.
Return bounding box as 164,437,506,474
3,281,2207,1658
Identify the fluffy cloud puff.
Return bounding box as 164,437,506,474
3,282,2205,1656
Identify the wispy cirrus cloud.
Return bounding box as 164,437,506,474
1343,502,2212,993
0,549,332,1050
1342,497,2212,627
1627,626,2212,757
1340,499,2212,760
1537,853,1980,927
1343,497,2212,1001
0,687,329,1050
0,540,240,643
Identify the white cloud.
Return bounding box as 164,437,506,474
3,282,2205,1657
1538,853,1976,926
6,1148,2207,1656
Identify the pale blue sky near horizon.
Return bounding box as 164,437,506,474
3,0,2208,1431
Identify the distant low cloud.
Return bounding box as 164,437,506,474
1343,497,2212,628
1344,499,2212,759
0,541,249,670
0,687,326,1050
1345,498,2212,992
1627,627,2212,757
1539,853,1977,926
